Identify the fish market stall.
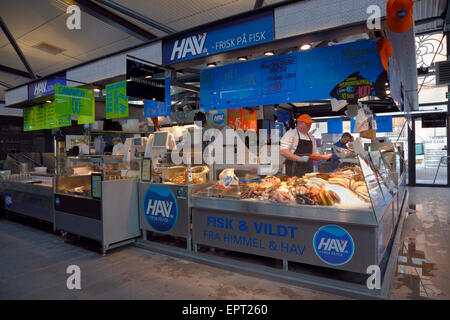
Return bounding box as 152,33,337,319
191,150,407,275
54,155,140,254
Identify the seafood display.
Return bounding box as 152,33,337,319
204,166,371,208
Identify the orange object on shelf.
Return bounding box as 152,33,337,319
386,0,413,33
377,37,394,71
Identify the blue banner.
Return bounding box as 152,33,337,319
144,78,171,117
163,11,274,65
375,116,393,132
275,110,291,125
327,118,343,134
200,39,385,111
28,72,66,100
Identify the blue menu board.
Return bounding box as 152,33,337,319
327,118,343,134
200,39,385,111
375,116,393,132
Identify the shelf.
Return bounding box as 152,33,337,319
87,130,142,134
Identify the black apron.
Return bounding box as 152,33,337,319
285,130,314,177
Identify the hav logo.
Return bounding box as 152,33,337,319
143,186,178,232
313,225,354,266
212,111,225,125
4,190,13,210
170,33,207,61
34,80,48,98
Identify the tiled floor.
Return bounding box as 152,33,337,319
390,187,450,300
0,186,449,300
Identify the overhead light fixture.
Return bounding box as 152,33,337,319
386,89,391,95
145,75,152,79
238,56,248,61
45,100,52,104
264,51,274,56
207,62,216,68
300,44,311,51
126,79,132,82
176,70,184,75
93,88,101,93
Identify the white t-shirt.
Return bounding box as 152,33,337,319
280,129,318,156
112,142,124,156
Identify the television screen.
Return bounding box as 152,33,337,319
422,115,447,128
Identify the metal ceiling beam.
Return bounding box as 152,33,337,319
0,80,12,88
0,64,37,79
93,0,176,34
73,0,157,41
0,16,36,80
254,0,264,9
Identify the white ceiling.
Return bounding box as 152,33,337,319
0,0,447,103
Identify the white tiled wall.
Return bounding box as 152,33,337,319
0,103,23,116
4,85,27,106
275,0,387,39
66,41,162,85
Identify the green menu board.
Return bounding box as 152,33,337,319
54,84,94,116
45,103,58,129
106,81,128,119
78,101,95,125
34,105,46,130
56,113,71,128
23,107,35,131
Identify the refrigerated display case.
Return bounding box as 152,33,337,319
1,173,54,224
190,149,408,274
54,155,140,254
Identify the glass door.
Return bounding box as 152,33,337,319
414,116,448,185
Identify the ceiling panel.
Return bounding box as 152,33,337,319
0,0,63,48
18,10,140,58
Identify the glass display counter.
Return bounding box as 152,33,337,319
190,149,408,274
54,155,140,254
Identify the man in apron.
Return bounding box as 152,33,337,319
280,114,332,177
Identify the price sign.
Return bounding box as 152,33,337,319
106,81,128,119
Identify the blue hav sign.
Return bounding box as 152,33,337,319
28,72,66,100
200,39,385,111
143,186,178,233
4,190,13,210
144,78,171,117
313,225,354,266
163,11,274,65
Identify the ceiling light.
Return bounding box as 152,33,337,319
300,44,312,51
386,89,391,95
264,51,275,56
93,88,101,93
145,75,152,79
207,62,216,68
176,70,184,75
238,56,248,61
126,79,132,82
45,100,52,104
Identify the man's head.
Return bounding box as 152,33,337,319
112,137,122,145
340,132,354,145
296,114,314,134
